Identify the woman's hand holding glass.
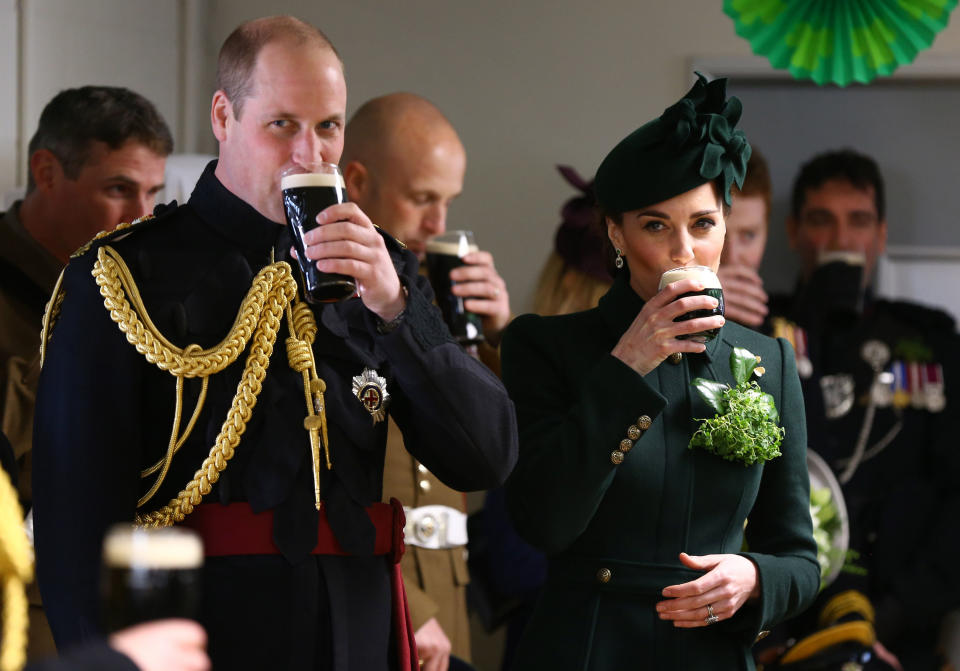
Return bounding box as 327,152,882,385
656,552,760,627
611,278,725,376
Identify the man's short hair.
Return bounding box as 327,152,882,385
733,149,772,215
216,15,341,120
26,86,173,193
791,149,885,219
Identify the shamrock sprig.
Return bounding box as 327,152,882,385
688,347,784,467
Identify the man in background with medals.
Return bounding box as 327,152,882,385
764,149,960,669
340,92,512,671
31,16,517,671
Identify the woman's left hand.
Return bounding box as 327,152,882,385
656,552,760,628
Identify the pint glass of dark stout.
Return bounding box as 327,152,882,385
281,164,356,303
425,231,485,345
101,525,203,632
658,265,724,343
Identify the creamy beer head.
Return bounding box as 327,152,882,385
280,172,345,191
425,231,479,258
817,250,866,267
103,526,203,570
658,265,722,291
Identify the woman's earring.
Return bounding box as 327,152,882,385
615,248,624,269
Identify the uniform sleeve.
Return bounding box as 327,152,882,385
32,255,144,650
736,337,820,636
501,314,667,555
26,643,140,671
375,270,518,492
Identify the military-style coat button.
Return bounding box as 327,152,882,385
669,352,683,364
418,479,432,493
610,450,624,465
627,425,641,440
754,630,770,643
619,438,633,453
637,415,652,430
417,463,429,474
597,567,612,583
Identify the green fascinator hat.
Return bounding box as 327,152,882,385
595,73,752,214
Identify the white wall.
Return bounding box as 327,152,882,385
1,0,187,191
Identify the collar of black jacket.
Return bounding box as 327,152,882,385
188,160,285,255
598,271,722,363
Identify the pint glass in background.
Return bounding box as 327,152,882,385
658,265,724,343
281,163,356,303
101,525,203,632
425,230,485,345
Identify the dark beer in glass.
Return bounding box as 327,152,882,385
281,165,356,303
101,526,203,632
425,231,485,345
659,265,724,343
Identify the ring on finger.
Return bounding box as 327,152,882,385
705,603,719,625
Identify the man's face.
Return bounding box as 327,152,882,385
213,41,347,223
788,178,887,281
51,140,166,251
720,194,768,271
352,135,466,260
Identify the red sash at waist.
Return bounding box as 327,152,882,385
179,498,418,670
180,500,404,563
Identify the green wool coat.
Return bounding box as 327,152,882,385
502,274,820,670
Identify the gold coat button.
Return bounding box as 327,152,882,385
754,630,770,643
637,415,652,430
610,450,624,465
619,438,633,453
627,425,641,440
669,352,683,364
418,479,432,493
417,463,429,474
597,567,611,584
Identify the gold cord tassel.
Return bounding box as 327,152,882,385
91,245,329,525
0,467,31,671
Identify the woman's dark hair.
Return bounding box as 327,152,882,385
26,86,173,192
791,149,885,219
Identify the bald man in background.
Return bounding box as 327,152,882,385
342,93,511,671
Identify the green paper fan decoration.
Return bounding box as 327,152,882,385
724,0,959,86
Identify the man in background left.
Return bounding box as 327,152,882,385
0,85,172,658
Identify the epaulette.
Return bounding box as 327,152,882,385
373,224,408,253
69,200,179,259
879,298,956,332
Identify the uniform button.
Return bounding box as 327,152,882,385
637,415,652,430
627,425,641,440
418,479,431,493
669,352,683,364
417,464,429,474
619,438,633,453
754,630,770,643
597,567,612,584
610,450,624,465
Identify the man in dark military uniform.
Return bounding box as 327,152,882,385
341,92,512,671
766,149,960,670
31,16,517,671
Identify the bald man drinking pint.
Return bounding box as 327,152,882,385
342,93,512,671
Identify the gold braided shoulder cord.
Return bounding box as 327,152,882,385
90,245,331,527
0,467,31,671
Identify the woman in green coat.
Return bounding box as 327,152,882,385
501,75,819,670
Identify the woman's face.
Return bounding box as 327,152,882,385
607,181,726,301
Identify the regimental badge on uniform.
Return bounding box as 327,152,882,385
352,368,390,424
821,374,855,419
